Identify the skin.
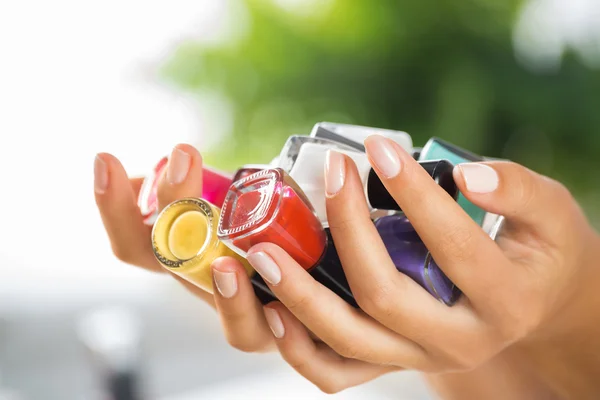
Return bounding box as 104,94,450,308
95,139,600,398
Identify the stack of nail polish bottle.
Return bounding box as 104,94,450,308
140,122,505,309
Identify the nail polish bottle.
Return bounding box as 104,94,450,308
138,156,233,226
278,135,459,225
485,214,505,241
374,215,461,306
232,164,270,183
217,168,357,307
310,122,413,153
151,197,276,304
365,160,458,211
419,138,487,226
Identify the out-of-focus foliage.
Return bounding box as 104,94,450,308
160,0,600,223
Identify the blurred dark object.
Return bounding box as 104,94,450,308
109,371,141,400
77,308,144,400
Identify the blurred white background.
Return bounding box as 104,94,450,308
0,0,598,398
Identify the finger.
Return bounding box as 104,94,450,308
265,303,399,394
246,244,429,369
171,275,216,307
211,257,275,353
157,144,203,212
363,135,507,300
94,153,161,272
453,161,576,241
130,177,145,198
324,150,482,345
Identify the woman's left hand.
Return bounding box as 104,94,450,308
244,135,600,395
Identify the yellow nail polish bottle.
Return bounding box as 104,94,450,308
151,198,255,293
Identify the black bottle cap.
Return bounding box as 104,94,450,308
366,159,458,211
310,228,357,308
251,274,279,305
412,147,422,160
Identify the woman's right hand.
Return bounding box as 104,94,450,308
93,144,277,353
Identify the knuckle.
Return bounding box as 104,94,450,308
444,349,490,372
547,178,571,201
432,332,500,372
327,215,359,235
225,335,262,353
435,226,476,262
515,172,539,210
111,244,137,264
316,381,343,395
331,341,362,360
509,163,562,213
355,282,395,318
284,292,314,314
284,354,309,372
280,343,311,372
216,305,247,320
446,358,477,372
496,298,545,342
546,179,577,219
421,353,465,373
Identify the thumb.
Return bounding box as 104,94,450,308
453,161,572,238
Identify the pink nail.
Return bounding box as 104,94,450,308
458,164,499,193
364,135,402,178
325,150,346,197
264,307,285,338
94,155,108,194
247,252,281,285
167,147,191,185
213,270,238,298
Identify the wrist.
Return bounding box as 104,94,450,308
519,230,600,397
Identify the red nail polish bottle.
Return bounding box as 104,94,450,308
217,168,357,306
218,168,325,269
231,164,270,183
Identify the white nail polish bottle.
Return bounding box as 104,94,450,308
278,136,460,227
310,121,413,153
278,136,389,225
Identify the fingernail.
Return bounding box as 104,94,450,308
167,147,191,185
247,252,281,285
325,150,346,197
458,163,499,193
364,135,402,178
94,155,108,194
264,307,285,338
213,270,238,299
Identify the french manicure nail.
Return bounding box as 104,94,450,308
247,252,281,285
458,164,499,193
325,150,346,197
167,147,191,185
364,135,402,178
264,307,285,338
213,270,238,298
94,155,108,194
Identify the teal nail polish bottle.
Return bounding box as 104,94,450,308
419,138,486,226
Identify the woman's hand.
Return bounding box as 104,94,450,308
242,135,600,396
94,144,276,353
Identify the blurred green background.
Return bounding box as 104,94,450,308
160,0,600,226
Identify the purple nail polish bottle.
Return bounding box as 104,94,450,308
374,215,461,306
